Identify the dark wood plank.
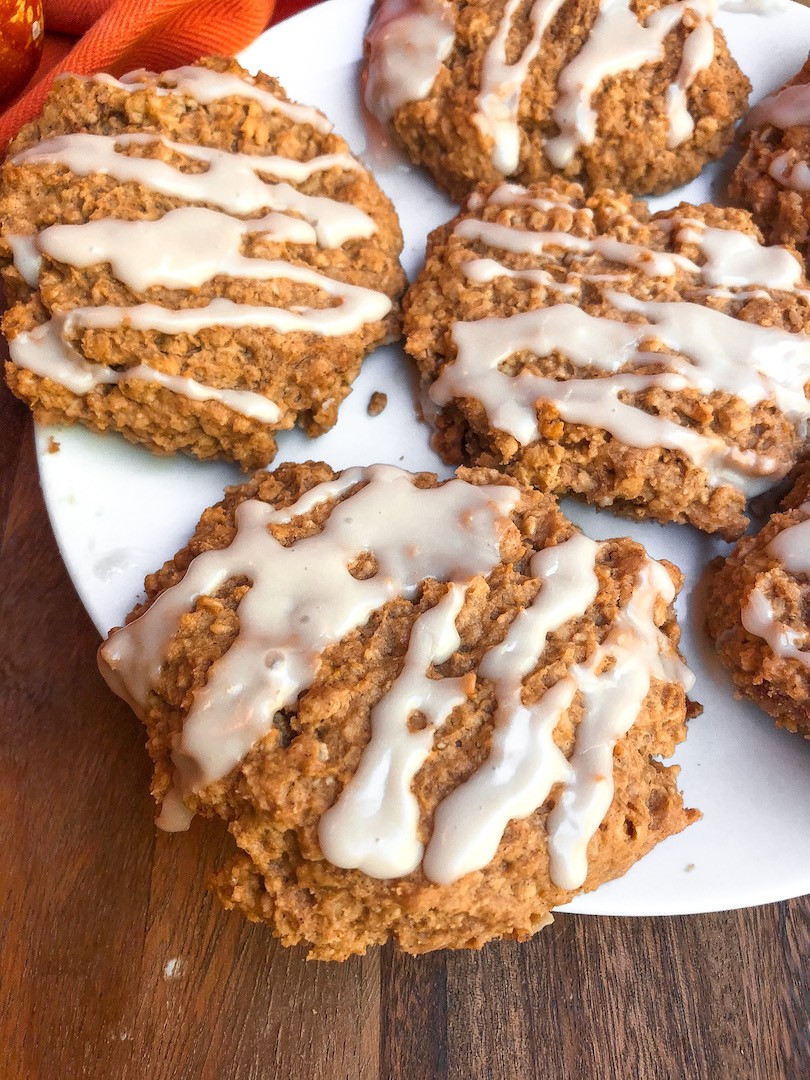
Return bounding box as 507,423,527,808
381,948,448,1080
0,430,155,1079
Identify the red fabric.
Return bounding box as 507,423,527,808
0,0,321,157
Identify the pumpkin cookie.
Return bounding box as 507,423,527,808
404,180,810,538
706,463,810,739
364,0,749,201
1,57,406,469
98,461,699,959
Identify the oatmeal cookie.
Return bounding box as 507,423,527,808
706,463,810,738
364,0,749,202
730,55,810,262
1,57,406,469
98,460,699,959
404,179,810,539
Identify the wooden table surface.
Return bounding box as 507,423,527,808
0,5,808,1069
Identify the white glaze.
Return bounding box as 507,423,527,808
319,584,471,878
11,134,374,247
745,80,810,131
455,216,698,277
546,556,692,889
457,207,803,288
463,256,577,294
607,292,810,421
98,468,520,824
473,0,567,174
430,293,808,493
423,532,600,884
364,0,455,123
99,469,691,889
546,0,716,168
741,501,810,667
71,281,390,336
769,151,810,193
663,217,803,289
426,541,693,889
7,317,283,422
10,272,388,396
665,16,715,148
7,234,41,287
440,194,810,490
32,207,318,291
99,64,334,133
9,256,390,409
469,182,592,215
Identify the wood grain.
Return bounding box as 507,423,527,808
0,398,807,1080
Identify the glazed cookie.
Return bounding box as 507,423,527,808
98,461,699,960
706,464,810,738
404,180,810,539
0,57,406,469
364,0,750,202
730,55,810,262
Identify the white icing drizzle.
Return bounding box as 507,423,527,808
30,208,322,293
546,555,691,888
473,0,567,174
155,786,194,832
741,501,810,667
745,81,810,132
7,68,393,440
665,16,715,148
11,134,374,247
367,0,718,170
96,65,333,133
436,196,810,493
545,0,716,168
468,182,592,215
425,538,693,889
430,295,808,493
7,317,282,422
660,217,803,289
10,264,391,390
455,216,697,277
423,532,600,884
364,0,455,123
458,210,802,289
98,467,521,827
75,285,390,337
9,253,390,408
319,584,471,878
7,234,42,288
607,292,810,421
463,257,577,295
769,151,810,194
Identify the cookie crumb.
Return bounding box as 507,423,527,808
367,391,388,417
47,436,60,454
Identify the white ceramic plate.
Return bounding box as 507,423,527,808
34,0,810,915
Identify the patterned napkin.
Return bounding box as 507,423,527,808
0,0,322,156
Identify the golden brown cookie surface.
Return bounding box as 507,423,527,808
1,58,406,469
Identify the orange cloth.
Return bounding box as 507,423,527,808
0,0,323,156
